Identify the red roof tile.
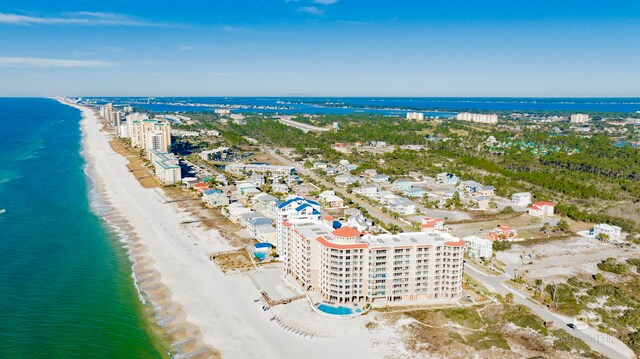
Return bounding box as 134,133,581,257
331,226,361,238
533,201,555,206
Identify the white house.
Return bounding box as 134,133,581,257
252,193,279,212
376,190,399,204
354,183,378,197
371,174,390,183
512,192,532,207
313,162,328,170
346,212,373,232
334,174,359,186
464,236,493,259
318,190,345,208
436,172,459,184
591,223,622,242
272,183,289,194
202,189,229,207
249,174,266,187
392,178,413,191
390,197,416,215
404,187,426,198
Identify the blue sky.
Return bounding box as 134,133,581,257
0,1,638,97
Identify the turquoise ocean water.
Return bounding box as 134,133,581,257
0,98,163,358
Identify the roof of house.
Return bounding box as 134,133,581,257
532,201,555,206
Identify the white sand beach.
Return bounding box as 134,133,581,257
60,100,402,358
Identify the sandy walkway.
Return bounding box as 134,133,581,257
62,100,394,359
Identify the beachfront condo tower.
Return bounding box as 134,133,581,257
276,197,465,307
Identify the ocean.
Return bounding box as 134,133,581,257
0,98,163,358
86,97,640,115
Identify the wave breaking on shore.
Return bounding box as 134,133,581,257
70,99,220,359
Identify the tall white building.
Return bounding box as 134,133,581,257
406,112,425,121
146,130,165,153
456,112,498,124
126,114,171,152
570,114,590,123
276,197,465,306
149,149,181,185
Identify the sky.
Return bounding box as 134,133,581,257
0,0,638,97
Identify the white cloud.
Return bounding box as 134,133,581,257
298,6,324,15
313,0,338,4
0,57,112,68
0,12,168,27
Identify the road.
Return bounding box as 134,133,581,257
265,147,411,230
465,263,635,359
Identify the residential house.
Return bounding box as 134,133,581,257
313,162,328,170
405,187,426,198
441,189,460,199
202,189,229,207
390,197,416,215
354,183,378,197
286,174,301,185
324,167,339,175
591,224,623,242
253,193,279,212
215,173,228,186
460,180,483,193
528,201,555,217
421,217,445,232
376,190,399,204
393,179,413,191
335,174,359,186
512,192,532,207
249,174,266,187
272,183,289,194
254,223,277,245
192,182,209,193
371,174,390,183
226,203,252,222
236,181,259,196
363,169,377,178
437,172,459,184
346,212,373,232
345,164,359,172
319,190,345,208
181,177,200,188
464,236,493,259
477,185,495,197
488,226,520,241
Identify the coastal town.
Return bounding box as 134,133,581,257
71,98,640,359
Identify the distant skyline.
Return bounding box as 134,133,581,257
0,1,638,97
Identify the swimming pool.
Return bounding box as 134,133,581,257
316,303,363,316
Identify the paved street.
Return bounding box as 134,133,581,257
266,147,411,230
465,263,635,359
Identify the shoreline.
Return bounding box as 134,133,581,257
58,98,390,359
64,99,219,358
